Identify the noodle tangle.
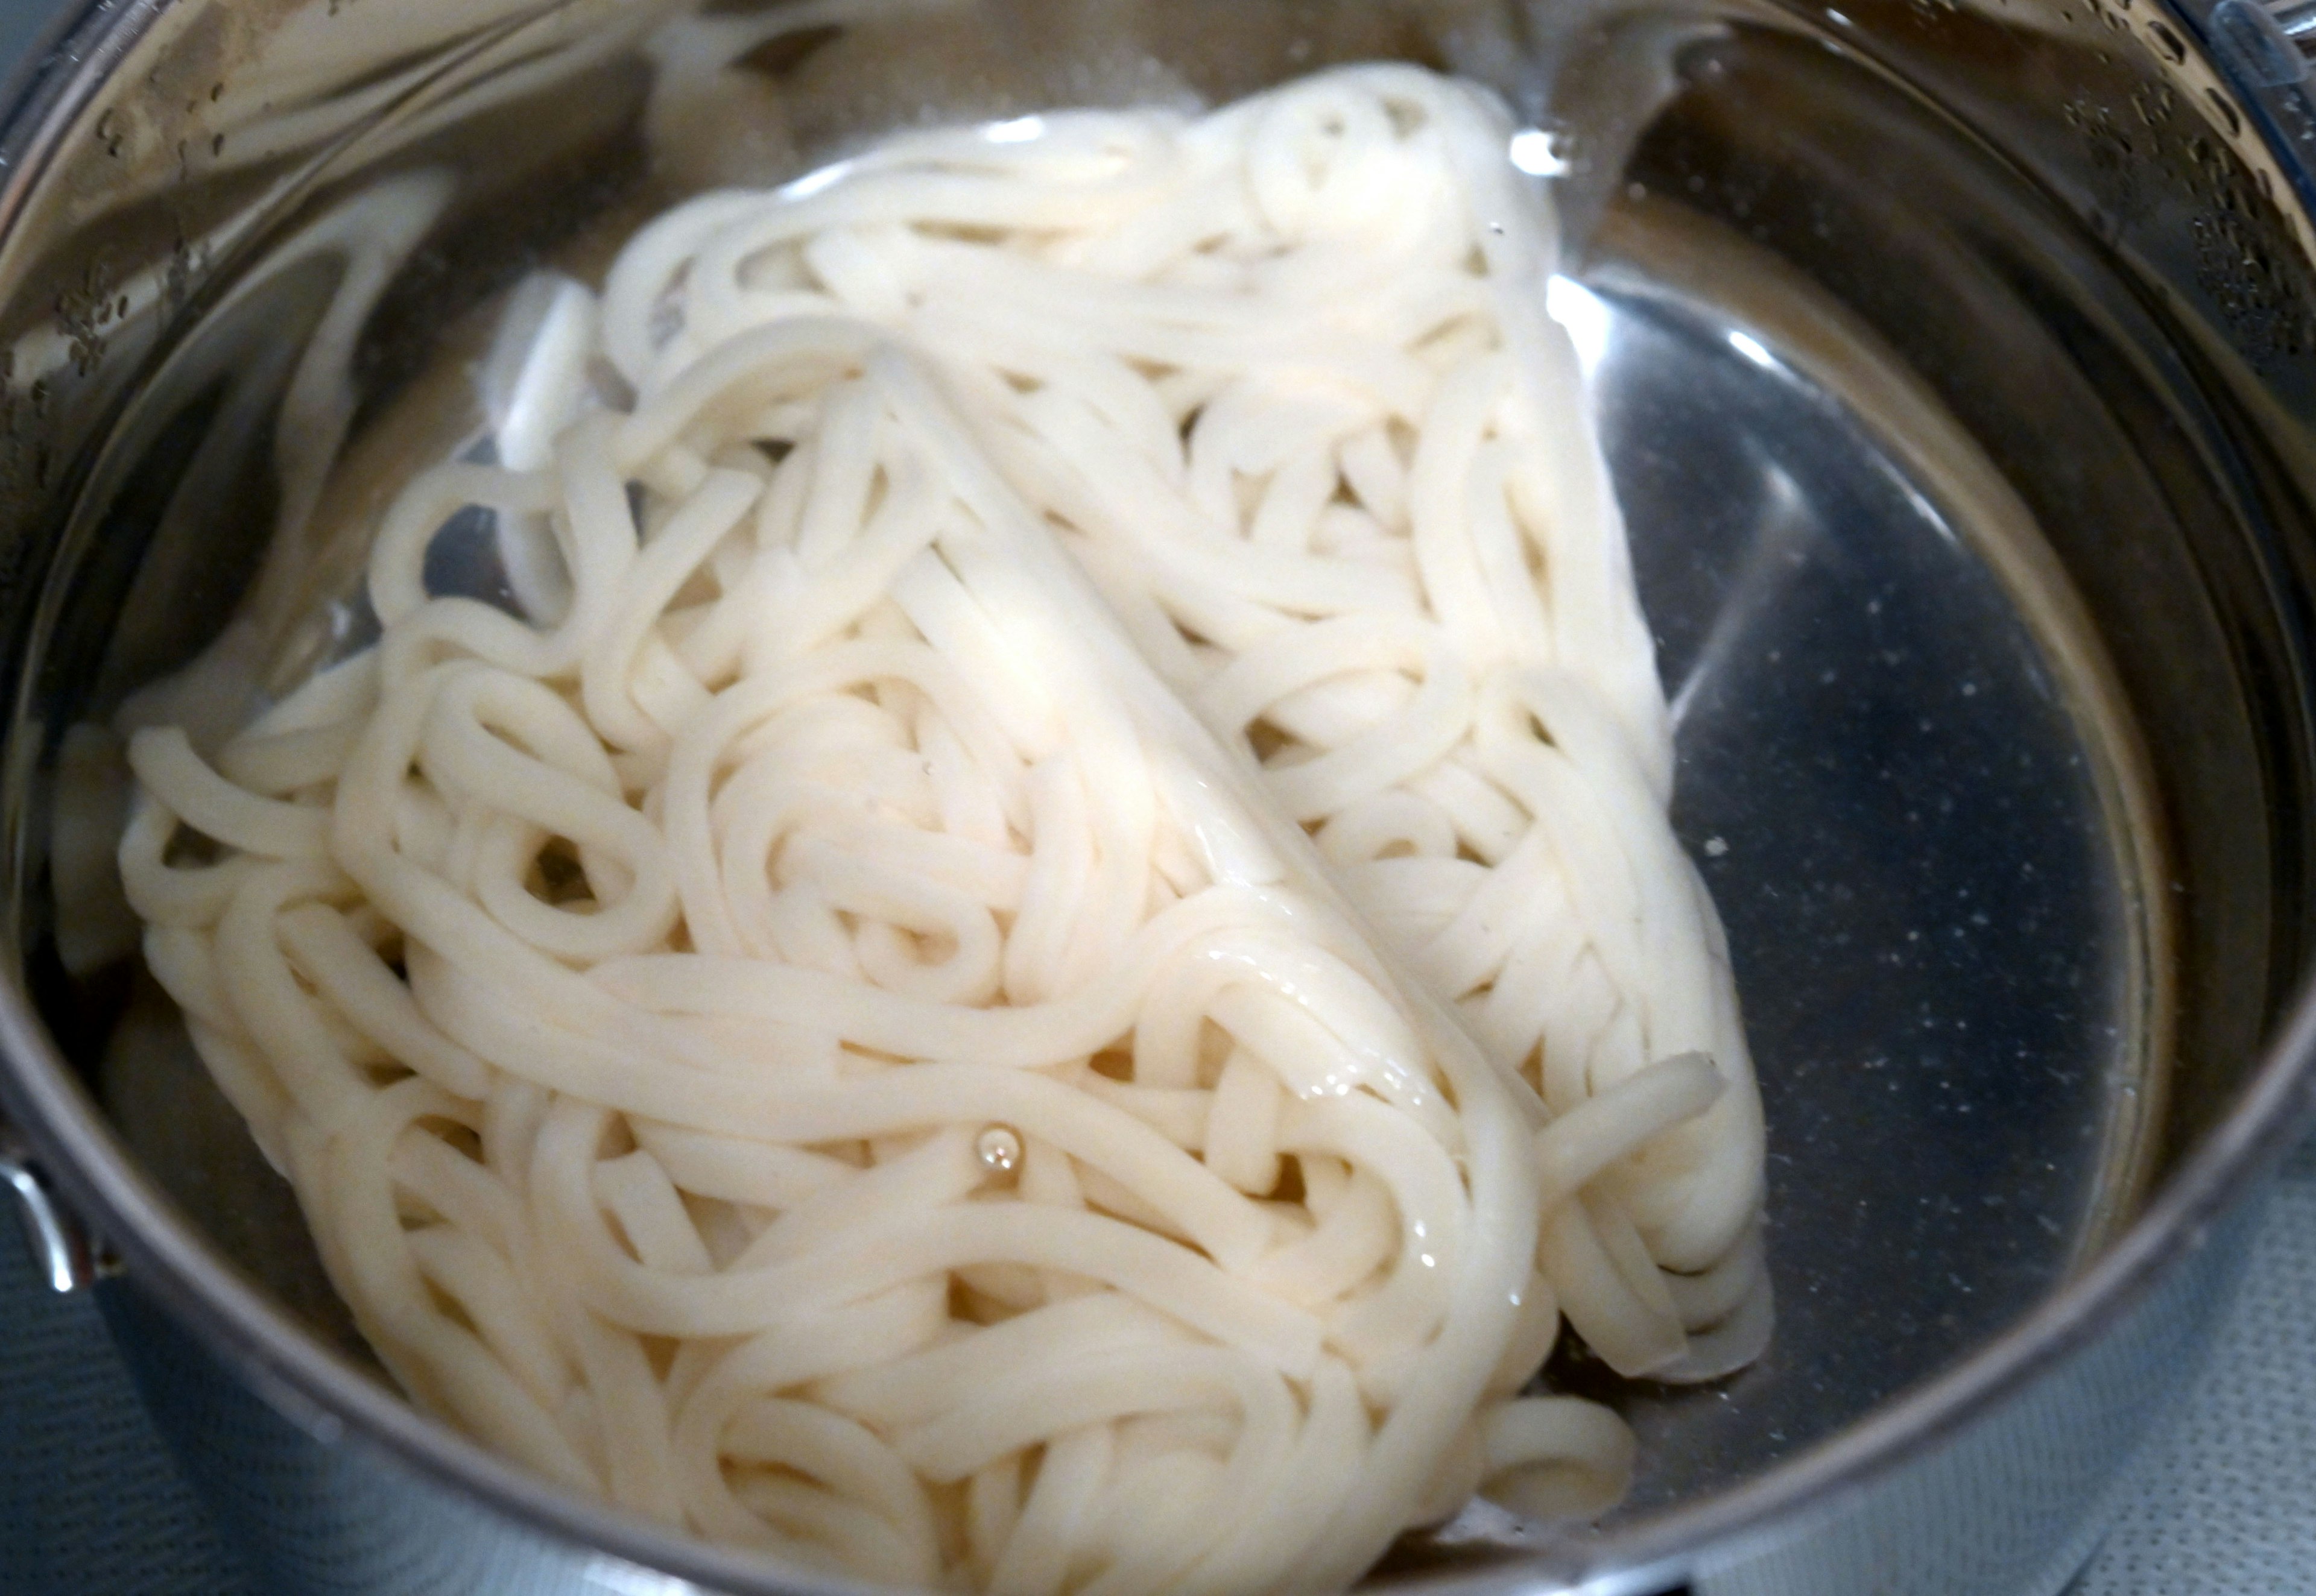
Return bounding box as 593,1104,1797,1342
118,64,1768,1596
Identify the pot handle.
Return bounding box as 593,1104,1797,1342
2215,2,2312,88
0,1124,102,1292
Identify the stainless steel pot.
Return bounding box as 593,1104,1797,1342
3,1,2316,1592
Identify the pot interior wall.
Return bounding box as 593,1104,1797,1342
0,0,2311,1577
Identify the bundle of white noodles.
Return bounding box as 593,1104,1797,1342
116,65,1766,1596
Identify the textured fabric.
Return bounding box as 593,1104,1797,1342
0,1217,252,1595
0,0,66,103
2070,1138,2316,1595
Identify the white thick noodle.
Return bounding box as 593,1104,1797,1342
116,65,1768,1596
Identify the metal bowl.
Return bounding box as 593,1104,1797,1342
2,1,2314,1592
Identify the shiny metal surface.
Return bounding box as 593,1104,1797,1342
0,1,2314,1594
1,1128,98,1292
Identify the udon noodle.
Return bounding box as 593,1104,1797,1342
117,64,1767,1596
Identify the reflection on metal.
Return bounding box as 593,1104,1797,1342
1,1131,93,1293
2269,0,2316,45
580,1554,711,1596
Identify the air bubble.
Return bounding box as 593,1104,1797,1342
976,1124,1024,1175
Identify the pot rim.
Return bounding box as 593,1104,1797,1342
1,1,2312,1592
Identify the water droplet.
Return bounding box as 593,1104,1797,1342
975,1124,1023,1176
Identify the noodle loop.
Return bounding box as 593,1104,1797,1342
118,65,1768,1595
